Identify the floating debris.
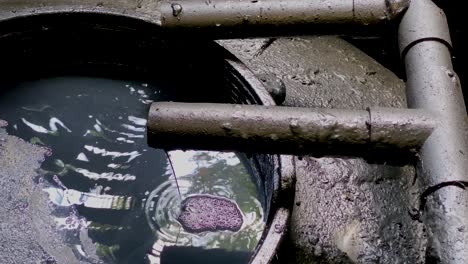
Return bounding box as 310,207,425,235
178,195,243,233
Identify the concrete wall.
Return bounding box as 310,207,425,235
221,37,427,263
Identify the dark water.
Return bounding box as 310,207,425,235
0,77,265,264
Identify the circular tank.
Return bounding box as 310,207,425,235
0,4,295,264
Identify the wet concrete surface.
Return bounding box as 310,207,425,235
0,127,80,264
221,36,427,263
221,37,406,109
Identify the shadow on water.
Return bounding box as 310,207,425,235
0,76,265,264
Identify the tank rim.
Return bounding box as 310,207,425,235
0,5,295,264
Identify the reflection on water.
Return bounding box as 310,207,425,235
0,77,265,264
146,151,265,263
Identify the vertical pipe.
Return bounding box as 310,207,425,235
399,0,468,262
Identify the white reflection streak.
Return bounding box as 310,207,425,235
22,117,72,134
84,145,141,162
93,124,102,132
122,124,145,132
168,150,241,176
108,163,122,169
128,116,147,126
49,117,72,132
21,118,48,133
74,168,136,181
76,153,89,162
95,119,144,139
119,132,144,138
117,137,135,144
44,188,133,209
139,99,153,105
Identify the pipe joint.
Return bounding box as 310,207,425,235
398,0,452,57
369,107,436,150
147,102,436,158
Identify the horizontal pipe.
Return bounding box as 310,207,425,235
147,102,435,158
0,0,409,39
159,0,409,28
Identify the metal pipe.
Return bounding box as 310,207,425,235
0,0,410,39
370,107,436,149
399,0,468,262
147,102,435,158
159,0,409,28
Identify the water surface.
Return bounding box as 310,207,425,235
0,76,265,264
